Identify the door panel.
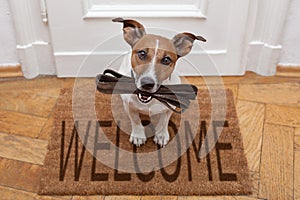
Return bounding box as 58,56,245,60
46,0,250,76
83,0,207,18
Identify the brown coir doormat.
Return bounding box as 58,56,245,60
39,85,252,196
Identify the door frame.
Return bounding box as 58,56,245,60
241,0,292,75
9,0,291,78
8,0,55,78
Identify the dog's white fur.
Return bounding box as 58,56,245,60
119,52,181,147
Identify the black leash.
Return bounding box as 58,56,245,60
96,69,198,113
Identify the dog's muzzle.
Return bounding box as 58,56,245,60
137,77,157,103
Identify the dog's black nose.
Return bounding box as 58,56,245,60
141,77,155,90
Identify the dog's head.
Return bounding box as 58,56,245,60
113,18,206,103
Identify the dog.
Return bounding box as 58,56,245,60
113,18,206,147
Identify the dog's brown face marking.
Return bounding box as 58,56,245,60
113,18,206,94
131,34,178,85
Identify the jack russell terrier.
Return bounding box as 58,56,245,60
113,18,206,147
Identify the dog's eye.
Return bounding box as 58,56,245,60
161,56,172,65
137,50,147,60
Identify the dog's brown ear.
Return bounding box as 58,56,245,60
172,32,206,57
113,18,146,47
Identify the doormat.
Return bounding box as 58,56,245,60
39,85,252,196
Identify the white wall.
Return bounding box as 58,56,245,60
0,0,19,67
279,0,300,67
1,0,299,72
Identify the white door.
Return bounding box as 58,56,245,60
46,0,250,77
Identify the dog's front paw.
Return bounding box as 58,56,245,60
153,131,169,147
129,126,147,146
130,135,147,146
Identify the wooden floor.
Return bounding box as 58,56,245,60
0,72,299,200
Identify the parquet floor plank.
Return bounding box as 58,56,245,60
259,124,294,200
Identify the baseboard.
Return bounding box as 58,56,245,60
276,65,300,77
0,65,23,78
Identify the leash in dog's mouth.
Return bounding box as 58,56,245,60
95,69,198,113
